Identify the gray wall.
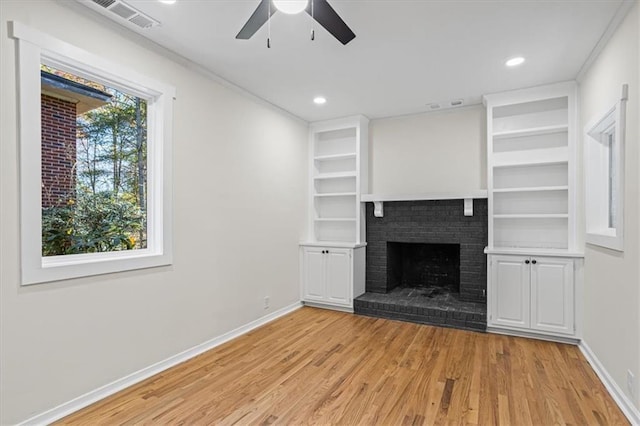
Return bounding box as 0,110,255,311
578,3,640,411
0,1,308,423
369,106,487,195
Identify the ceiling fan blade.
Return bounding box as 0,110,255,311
306,0,356,45
236,0,276,40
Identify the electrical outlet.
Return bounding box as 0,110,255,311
627,370,635,398
263,296,270,310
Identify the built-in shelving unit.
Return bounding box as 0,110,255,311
484,82,577,251
301,116,369,313
308,116,369,244
483,82,583,342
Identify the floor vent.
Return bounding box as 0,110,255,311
80,0,160,29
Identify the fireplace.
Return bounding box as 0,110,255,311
387,242,460,295
354,199,488,331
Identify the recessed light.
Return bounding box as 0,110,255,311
313,96,327,105
158,0,176,4
506,56,525,67
273,0,308,14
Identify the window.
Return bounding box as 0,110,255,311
584,84,627,251
41,65,149,256
11,22,175,285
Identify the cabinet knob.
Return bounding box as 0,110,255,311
532,259,537,264
525,259,530,264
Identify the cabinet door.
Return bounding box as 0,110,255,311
490,255,530,329
530,258,574,335
325,249,351,306
303,248,326,302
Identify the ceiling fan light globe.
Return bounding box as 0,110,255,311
273,0,308,14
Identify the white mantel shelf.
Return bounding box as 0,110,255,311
360,191,488,217
361,191,488,203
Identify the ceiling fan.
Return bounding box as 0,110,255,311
236,0,356,45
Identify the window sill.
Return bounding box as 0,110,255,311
586,232,623,252
23,250,172,285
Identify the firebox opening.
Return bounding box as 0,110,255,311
387,242,460,297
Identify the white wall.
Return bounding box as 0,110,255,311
0,2,308,424
578,2,640,411
369,106,486,194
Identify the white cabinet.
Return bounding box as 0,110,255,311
489,254,575,337
325,250,351,304
301,115,368,312
301,244,365,311
484,83,582,341
490,255,530,329
530,258,574,335
303,248,326,301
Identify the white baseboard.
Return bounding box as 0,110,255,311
579,341,640,425
302,300,354,313
486,326,580,345
20,302,303,426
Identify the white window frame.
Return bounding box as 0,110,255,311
11,22,175,285
584,84,627,252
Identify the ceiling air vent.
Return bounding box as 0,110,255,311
81,0,160,29
92,0,116,8
129,14,157,29
109,2,137,19
426,98,467,112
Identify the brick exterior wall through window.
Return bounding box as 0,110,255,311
41,94,76,208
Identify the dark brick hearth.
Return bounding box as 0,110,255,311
354,199,488,331
354,288,486,332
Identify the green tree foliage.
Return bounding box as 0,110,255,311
42,192,144,255
41,69,147,256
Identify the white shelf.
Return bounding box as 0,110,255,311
493,124,568,139
494,214,569,219
361,190,487,202
313,172,357,180
308,115,368,246
314,192,357,197
314,153,357,161
492,146,568,167
493,186,568,193
484,247,583,258
300,241,367,249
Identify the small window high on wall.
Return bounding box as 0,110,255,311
584,84,628,251
11,22,175,285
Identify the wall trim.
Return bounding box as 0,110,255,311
576,0,637,81
58,1,308,125
19,302,303,426
302,300,354,313
579,341,640,425
486,327,580,345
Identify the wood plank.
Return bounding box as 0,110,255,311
57,307,630,426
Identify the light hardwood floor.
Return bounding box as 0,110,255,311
58,307,628,425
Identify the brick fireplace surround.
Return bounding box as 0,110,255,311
354,199,488,331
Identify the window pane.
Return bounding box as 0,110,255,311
607,131,616,229
41,65,147,256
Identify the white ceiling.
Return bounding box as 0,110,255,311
72,0,625,122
